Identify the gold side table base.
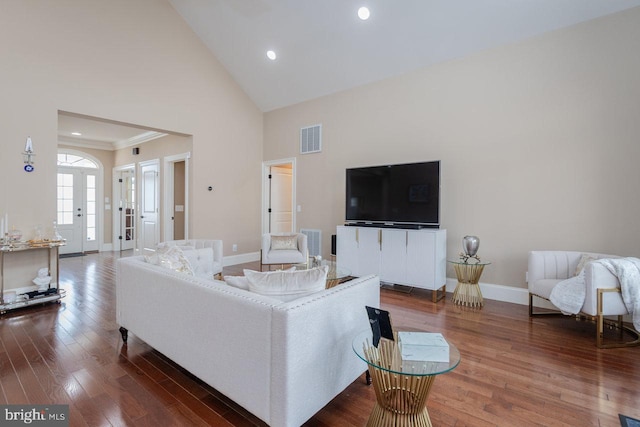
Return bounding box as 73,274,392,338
451,263,486,308
452,282,483,307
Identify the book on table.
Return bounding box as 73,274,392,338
398,331,449,363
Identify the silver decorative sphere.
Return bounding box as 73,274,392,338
463,235,480,257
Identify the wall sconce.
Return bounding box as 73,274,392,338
23,136,35,172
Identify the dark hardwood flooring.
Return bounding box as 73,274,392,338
1,250,639,426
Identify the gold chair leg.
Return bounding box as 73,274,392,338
596,288,640,348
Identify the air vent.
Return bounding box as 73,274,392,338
300,124,322,154
300,228,322,257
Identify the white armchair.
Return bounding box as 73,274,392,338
164,239,223,278
261,233,308,271
528,250,638,348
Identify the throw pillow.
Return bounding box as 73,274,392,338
575,253,598,276
144,244,194,275
270,235,298,251
244,266,328,302
224,275,251,290
225,267,297,291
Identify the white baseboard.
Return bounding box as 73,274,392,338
445,278,565,310
101,243,114,252
223,251,260,267
446,277,530,306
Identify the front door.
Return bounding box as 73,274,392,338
139,160,160,252
57,167,99,255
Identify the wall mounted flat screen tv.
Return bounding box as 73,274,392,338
345,161,440,228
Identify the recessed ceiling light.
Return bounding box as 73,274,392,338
71,132,82,136
266,50,277,60
358,6,370,20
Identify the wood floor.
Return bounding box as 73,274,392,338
1,251,639,427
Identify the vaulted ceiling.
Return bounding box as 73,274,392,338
59,1,640,147
168,0,640,112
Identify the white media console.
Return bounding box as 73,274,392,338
336,225,447,302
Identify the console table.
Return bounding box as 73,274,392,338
337,226,447,302
0,241,66,314
352,329,460,426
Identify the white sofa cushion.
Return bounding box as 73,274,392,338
182,247,215,279
244,266,328,302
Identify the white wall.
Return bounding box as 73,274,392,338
263,8,640,289
0,0,263,258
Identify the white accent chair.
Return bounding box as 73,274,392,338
261,233,308,271
528,250,639,348
164,239,223,279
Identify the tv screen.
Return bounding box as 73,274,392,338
345,161,440,228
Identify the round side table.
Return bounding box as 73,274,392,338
352,329,460,427
449,261,490,308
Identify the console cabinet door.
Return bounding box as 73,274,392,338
356,227,381,277
380,229,407,284
406,230,446,290
336,226,358,274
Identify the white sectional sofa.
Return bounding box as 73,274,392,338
116,255,380,427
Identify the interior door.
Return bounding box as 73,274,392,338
139,160,160,252
269,165,293,233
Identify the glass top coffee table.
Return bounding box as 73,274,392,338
352,329,460,426
295,260,351,288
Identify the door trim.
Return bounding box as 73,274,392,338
163,152,191,241
262,158,296,235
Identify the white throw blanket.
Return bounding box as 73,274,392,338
550,257,640,331
549,270,586,315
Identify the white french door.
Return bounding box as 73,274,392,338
113,167,136,251
57,167,99,255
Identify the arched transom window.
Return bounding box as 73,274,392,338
57,153,98,168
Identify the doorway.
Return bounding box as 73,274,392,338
262,158,296,234
56,151,103,255
163,152,190,241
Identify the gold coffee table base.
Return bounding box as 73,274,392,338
451,263,486,308
364,338,437,427
366,374,436,427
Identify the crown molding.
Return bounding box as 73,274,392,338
58,131,169,151
113,131,168,150
58,136,114,151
